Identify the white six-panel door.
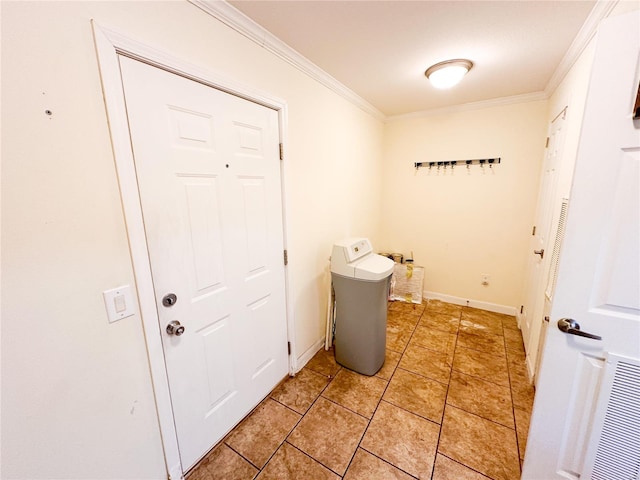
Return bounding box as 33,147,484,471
521,110,566,379
522,10,640,479
119,56,289,471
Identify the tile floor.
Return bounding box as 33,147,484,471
188,299,535,480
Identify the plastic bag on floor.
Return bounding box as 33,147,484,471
389,263,424,304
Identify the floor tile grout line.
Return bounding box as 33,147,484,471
448,364,511,389
504,321,526,469
271,363,344,478
380,397,443,428
437,452,495,480
318,394,374,422
284,440,346,478
430,306,462,480
358,444,420,480
222,395,306,476
435,305,521,480
342,301,426,479
444,403,517,431
269,394,313,417
196,302,522,480
222,441,262,472
395,365,450,387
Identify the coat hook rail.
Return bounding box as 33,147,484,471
414,157,501,170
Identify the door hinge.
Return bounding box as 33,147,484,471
532,225,536,236
287,342,291,355
520,305,524,314
279,143,284,161
284,249,288,266
545,137,550,148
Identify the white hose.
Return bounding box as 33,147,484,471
325,258,335,350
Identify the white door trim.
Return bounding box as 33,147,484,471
91,21,296,479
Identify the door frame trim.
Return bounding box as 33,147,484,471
91,21,295,479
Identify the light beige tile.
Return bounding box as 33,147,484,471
388,300,425,316
452,345,510,387
410,325,457,355
305,347,341,378
504,328,526,353
439,405,520,480
420,311,460,334
463,307,512,324
343,448,414,480
460,311,504,337
383,368,447,424
270,368,330,414
514,407,532,460
188,443,258,480
425,299,463,317
256,442,339,480
447,371,514,427
511,378,536,412
224,399,301,468
288,397,367,476
386,314,417,353
375,349,401,380
399,343,452,384
361,401,439,479
322,368,387,418
432,454,492,480
501,315,520,331
507,352,530,384
506,350,535,411
456,330,506,356
387,310,422,325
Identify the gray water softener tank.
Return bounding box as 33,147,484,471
330,238,395,375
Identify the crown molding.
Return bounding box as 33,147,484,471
189,0,386,121
189,0,616,123
544,0,618,96
386,91,548,123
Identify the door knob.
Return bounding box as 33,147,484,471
534,249,544,259
557,318,601,340
166,320,185,336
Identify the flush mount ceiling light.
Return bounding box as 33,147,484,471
425,59,473,89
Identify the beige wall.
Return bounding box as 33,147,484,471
380,101,549,310
1,1,383,478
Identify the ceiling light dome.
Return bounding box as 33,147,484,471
425,59,473,89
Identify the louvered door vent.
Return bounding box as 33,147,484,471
587,356,640,480
546,198,569,300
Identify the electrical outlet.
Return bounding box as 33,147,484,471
481,274,490,286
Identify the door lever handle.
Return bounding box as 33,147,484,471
557,318,602,340
534,249,544,259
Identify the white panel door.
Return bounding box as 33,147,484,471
522,10,640,479
118,57,289,471
521,110,566,378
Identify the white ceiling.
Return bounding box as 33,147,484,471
226,0,596,117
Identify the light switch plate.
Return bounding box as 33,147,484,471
103,285,136,323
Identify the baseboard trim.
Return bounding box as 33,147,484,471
423,291,518,317
294,338,325,374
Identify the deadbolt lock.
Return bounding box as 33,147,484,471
162,293,177,307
